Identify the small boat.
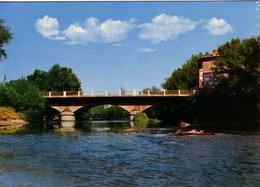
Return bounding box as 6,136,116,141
174,129,214,135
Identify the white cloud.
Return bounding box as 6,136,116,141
36,16,135,45
99,19,135,43
35,15,65,40
138,14,198,44
63,17,135,45
113,43,130,47
139,48,156,53
204,17,233,35
62,23,89,45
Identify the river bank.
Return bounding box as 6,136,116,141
0,107,28,128
0,119,28,127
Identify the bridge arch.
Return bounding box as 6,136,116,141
49,103,153,122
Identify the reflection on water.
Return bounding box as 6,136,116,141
130,121,134,127
57,126,76,132
0,125,27,135
0,121,259,186
61,121,75,128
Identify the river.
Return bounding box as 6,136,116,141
0,121,259,186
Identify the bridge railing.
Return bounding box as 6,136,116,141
43,90,197,97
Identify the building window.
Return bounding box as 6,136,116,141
204,74,214,85
210,61,216,69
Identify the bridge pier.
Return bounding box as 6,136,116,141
119,105,152,121
50,106,84,127
60,111,75,121
129,113,135,121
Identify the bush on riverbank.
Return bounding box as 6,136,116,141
133,113,149,122
0,79,45,121
0,107,21,121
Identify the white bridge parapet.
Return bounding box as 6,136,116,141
43,90,197,98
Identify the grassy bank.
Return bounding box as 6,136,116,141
0,107,27,126
134,112,161,123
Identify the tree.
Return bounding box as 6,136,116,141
0,79,46,120
48,64,81,91
0,19,13,62
162,53,205,90
214,36,260,95
26,69,49,91
27,64,82,91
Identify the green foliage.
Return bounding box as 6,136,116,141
0,79,46,120
214,36,260,95
162,53,205,90
26,70,49,91
48,64,81,91
0,19,13,62
83,105,129,120
133,112,149,122
27,64,82,91
145,101,193,123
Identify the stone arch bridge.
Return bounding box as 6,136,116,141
44,90,196,121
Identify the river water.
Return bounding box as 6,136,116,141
0,121,259,186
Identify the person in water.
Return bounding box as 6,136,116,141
53,124,59,129
176,120,213,135
179,120,191,127
174,129,214,135
43,115,47,121
53,115,59,121
175,129,204,135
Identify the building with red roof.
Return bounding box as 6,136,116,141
197,49,219,88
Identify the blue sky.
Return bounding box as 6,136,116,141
0,2,259,91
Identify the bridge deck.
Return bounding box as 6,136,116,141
43,90,197,98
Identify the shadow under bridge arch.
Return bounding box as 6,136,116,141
73,104,152,121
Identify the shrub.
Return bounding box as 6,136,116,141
0,107,21,121
0,79,45,120
133,112,149,122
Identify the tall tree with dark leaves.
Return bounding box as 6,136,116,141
214,36,260,96
48,64,81,91
27,64,82,91
0,19,13,62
